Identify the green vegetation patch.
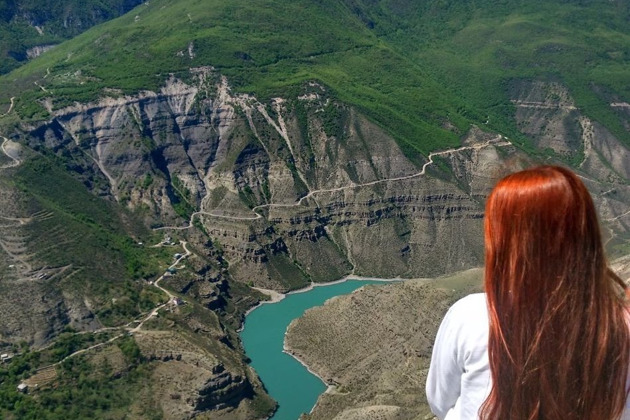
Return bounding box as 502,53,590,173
0,336,161,420
13,152,171,326
0,0,144,75
2,0,630,161
170,175,197,220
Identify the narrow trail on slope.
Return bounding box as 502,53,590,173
34,81,49,93
604,208,630,222
0,136,22,169
1,97,14,116
27,241,192,371
131,241,191,332
155,136,511,230
510,100,576,110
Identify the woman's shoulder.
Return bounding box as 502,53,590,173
449,292,487,313
441,293,488,332
438,292,489,355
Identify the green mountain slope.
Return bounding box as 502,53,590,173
376,0,630,144
0,0,144,74
2,0,630,156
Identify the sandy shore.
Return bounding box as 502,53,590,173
288,274,406,294
242,275,407,321
252,287,285,303
240,287,286,324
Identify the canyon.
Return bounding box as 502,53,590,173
2,69,630,418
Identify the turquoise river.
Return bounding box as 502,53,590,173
240,280,383,420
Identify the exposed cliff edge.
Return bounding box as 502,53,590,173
17,71,630,295
20,68,509,294
5,68,630,347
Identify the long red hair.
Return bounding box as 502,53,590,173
480,165,630,420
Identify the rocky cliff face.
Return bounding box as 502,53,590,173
4,66,630,418
5,68,630,346
510,79,630,182
509,79,630,249
20,68,512,293
22,70,630,294
131,327,267,420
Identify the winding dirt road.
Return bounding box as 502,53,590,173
1,97,14,117
156,136,511,230
28,240,191,370
131,241,191,332
0,136,21,169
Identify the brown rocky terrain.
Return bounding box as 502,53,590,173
20,71,506,290
285,269,483,420
12,298,274,420
15,70,630,298
131,328,266,420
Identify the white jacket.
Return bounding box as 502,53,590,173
426,293,491,419
425,293,630,419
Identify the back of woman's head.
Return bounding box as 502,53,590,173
481,165,629,420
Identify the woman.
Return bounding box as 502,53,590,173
426,165,630,419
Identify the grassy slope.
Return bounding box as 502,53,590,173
13,152,170,326
2,0,630,155
0,0,144,74
375,0,630,144
0,335,159,420
0,0,476,156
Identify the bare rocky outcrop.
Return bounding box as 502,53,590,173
195,370,253,411
510,78,630,183
6,72,630,349
509,78,630,249
26,44,56,59
510,79,581,157
132,328,270,420
21,70,522,291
